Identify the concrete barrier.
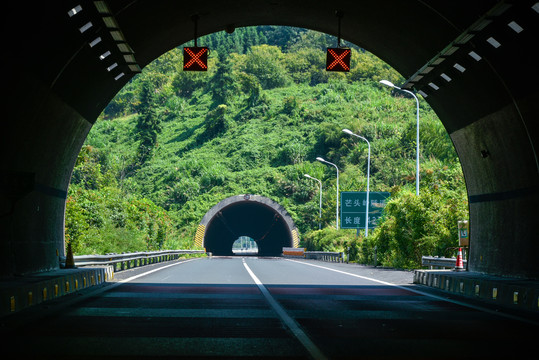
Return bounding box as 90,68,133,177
1,266,113,317
414,269,539,312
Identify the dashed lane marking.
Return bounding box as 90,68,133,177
242,259,328,360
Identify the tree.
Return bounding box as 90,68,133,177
211,53,238,104
135,81,161,164
242,45,290,89
204,104,229,139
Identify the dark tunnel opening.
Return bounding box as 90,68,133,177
203,201,293,256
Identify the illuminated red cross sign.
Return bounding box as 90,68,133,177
183,47,208,71
326,48,351,72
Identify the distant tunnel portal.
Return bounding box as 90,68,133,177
196,195,299,256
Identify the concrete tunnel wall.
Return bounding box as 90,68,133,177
1,1,538,278
195,195,300,256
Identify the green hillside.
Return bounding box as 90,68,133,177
66,26,468,268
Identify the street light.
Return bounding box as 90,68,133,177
304,174,322,230
380,80,420,196
343,129,371,237
316,157,339,230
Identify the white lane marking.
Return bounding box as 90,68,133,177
286,259,539,326
81,258,204,298
242,259,328,360
116,258,202,284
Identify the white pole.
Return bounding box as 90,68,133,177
304,174,323,230
343,129,371,236
380,80,420,195
316,158,340,230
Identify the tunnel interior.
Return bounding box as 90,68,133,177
232,237,258,255
203,201,293,256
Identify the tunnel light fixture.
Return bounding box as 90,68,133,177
469,51,482,61
103,16,119,29
68,5,82,17
507,21,523,33
417,90,428,98
117,43,133,53
94,1,112,14
453,63,466,73
123,54,136,63
79,21,93,33
401,1,513,91
410,74,423,83
110,30,126,42
440,73,452,82
428,82,439,90
106,62,118,71
99,50,111,60
487,37,501,48
432,58,445,66
444,46,460,56
114,72,125,81
128,64,141,73
89,37,102,47
456,33,474,45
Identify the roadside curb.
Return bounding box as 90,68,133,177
0,266,113,317
414,269,539,312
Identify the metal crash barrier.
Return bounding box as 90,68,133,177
61,250,205,272
282,247,344,263
421,256,467,269
304,251,344,263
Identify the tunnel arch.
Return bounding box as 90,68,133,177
195,195,299,256
2,1,538,278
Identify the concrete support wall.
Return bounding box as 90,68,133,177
1,74,91,276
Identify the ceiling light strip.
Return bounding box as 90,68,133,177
402,2,512,89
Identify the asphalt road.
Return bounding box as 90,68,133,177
2,257,538,359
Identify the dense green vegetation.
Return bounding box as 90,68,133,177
66,26,468,268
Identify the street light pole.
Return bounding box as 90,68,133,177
342,129,371,237
380,80,420,196
316,157,339,230
304,174,322,230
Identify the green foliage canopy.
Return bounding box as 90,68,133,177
67,26,468,268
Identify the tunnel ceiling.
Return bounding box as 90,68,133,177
1,0,538,277
6,0,535,125
197,195,298,256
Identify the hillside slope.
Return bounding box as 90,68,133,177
67,26,468,268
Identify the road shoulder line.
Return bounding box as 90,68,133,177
285,259,539,326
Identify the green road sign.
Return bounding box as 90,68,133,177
340,191,390,229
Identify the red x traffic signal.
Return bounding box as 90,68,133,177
183,47,208,71
326,48,351,72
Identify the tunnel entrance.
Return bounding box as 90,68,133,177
195,195,300,256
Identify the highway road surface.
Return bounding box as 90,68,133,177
2,256,538,359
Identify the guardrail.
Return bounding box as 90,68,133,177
61,250,205,272
422,256,467,269
304,251,344,263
